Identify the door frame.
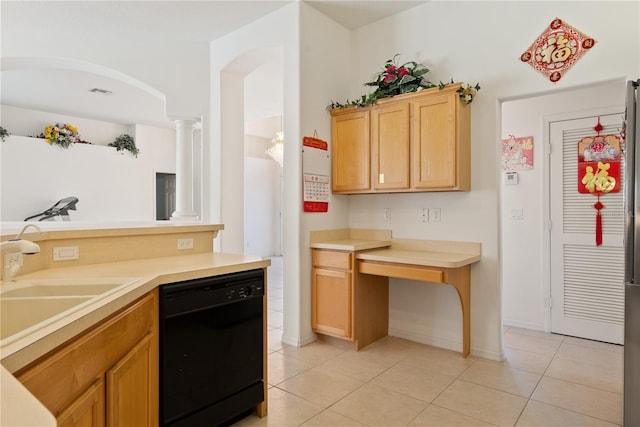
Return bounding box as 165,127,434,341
542,105,625,332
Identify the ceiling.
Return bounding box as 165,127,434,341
0,1,426,130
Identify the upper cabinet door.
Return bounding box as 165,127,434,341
371,102,410,191
412,93,469,190
331,109,370,193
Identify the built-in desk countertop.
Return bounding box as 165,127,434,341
310,233,481,357
357,248,480,269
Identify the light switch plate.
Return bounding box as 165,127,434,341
510,208,524,220
429,208,441,222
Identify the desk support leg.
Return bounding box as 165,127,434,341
447,265,471,357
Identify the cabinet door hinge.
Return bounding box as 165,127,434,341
545,297,553,308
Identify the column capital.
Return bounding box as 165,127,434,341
170,116,200,127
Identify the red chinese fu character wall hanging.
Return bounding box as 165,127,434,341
520,17,596,83
578,118,621,246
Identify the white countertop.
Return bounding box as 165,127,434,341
310,236,481,269
310,239,391,251
357,248,480,268
0,251,269,427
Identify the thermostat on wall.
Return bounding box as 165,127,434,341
505,171,518,185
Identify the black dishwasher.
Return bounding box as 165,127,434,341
159,269,264,427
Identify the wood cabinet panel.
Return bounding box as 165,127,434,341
412,94,457,189
57,378,105,427
312,267,352,338
106,334,156,427
331,109,371,192
371,102,410,190
359,260,445,283
312,249,351,270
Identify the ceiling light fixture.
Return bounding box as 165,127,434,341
89,88,112,95
266,130,284,168
266,117,284,167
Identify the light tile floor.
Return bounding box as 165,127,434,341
237,257,623,426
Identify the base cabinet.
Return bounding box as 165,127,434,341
16,291,158,427
311,250,353,339
311,249,389,350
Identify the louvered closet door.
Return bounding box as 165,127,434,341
549,113,624,344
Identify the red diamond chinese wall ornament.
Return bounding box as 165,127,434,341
520,17,596,83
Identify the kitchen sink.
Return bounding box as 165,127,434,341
0,296,92,340
0,277,140,344
0,278,140,298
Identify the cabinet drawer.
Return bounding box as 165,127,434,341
313,250,352,270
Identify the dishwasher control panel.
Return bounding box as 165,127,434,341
225,283,264,300
160,269,265,317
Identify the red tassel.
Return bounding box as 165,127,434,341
594,196,604,246
595,210,603,246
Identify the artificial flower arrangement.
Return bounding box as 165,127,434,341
451,81,482,104
327,54,480,109
41,122,81,148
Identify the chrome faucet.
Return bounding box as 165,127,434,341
1,224,42,282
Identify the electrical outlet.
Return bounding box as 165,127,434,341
178,238,194,250
4,253,23,268
420,208,429,223
53,246,79,261
383,208,390,220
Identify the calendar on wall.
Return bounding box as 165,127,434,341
302,133,330,213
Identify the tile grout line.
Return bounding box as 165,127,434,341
510,332,566,426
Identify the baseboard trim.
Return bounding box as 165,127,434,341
389,328,504,361
281,331,316,348
503,319,546,332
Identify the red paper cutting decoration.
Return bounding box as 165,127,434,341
520,17,596,83
577,117,621,246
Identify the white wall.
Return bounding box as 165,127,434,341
345,1,639,358
500,79,626,331
244,156,281,256
210,2,353,347
244,133,282,257
297,3,354,345
1,109,176,222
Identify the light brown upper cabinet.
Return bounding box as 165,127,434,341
329,83,471,194
371,101,411,191
331,108,370,192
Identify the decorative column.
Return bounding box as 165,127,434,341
171,118,199,222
